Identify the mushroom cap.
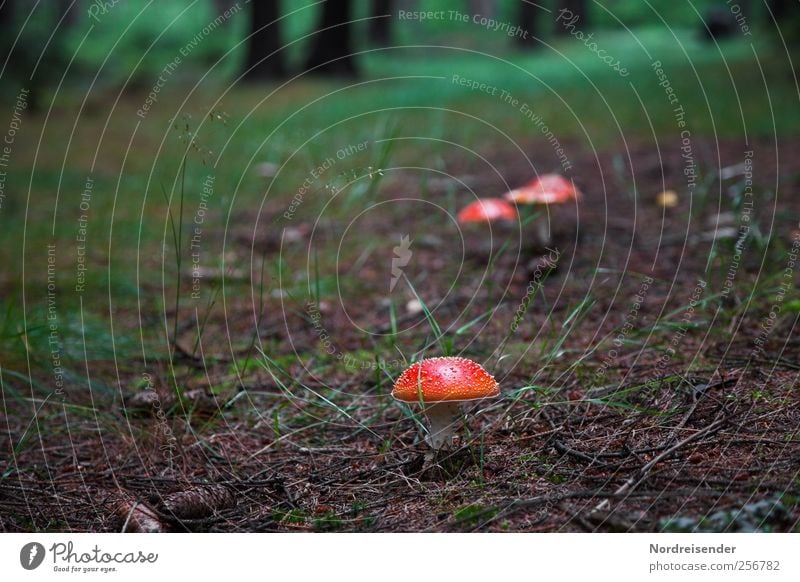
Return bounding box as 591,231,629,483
656,190,678,208
457,198,518,224
392,356,500,403
504,174,581,205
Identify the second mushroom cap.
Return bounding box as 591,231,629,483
457,198,518,224
504,174,581,205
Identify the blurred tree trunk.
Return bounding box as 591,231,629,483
739,0,752,18
770,0,788,19
369,0,392,46
59,0,79,27
770,0,800,44
304,0,357,77
0,0,12,31
243,0,286,81
516,1,539,47
469,0,495,18
0,0,11,68
214,0,238,14
555,0,588,34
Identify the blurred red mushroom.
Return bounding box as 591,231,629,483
504,174,581,245
505,174,581,205
457,198,518,224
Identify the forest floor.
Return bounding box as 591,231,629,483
2,132,799,533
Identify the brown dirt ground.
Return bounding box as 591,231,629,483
1,136,799,532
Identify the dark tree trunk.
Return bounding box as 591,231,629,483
555,0,588,35
739,0,752,19
516,0,539,47
369,0,392,46
469,0,495,19
0,0,11,68
304,0,357,77
243,0,286,81
59,0,79,27
770,0,800,44
770,0,789,19
0,0,13,31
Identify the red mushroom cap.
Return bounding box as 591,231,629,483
392,356,500,403
504,174,582,205
457,198,518,224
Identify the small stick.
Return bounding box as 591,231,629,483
591,416,728,514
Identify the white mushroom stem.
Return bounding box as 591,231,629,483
424,402,462,450
535,215,551,247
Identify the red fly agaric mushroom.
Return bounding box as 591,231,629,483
457,198,518,224
504,174,581,245
392,357,499,451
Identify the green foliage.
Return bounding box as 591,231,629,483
73,1,245,85
454,503,498,529
2,1,788,96
660,497,795,532
312,510,343,531
272,508,307,525
591,0,728,29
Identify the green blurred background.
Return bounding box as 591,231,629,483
0,0,797,368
